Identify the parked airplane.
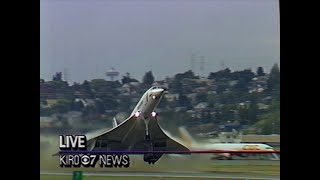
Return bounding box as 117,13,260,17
84,86,190,164
178,127,279,160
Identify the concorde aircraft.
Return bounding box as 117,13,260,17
85,86,190,164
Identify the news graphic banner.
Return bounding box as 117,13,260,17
58,135,280,168
59,135,130,168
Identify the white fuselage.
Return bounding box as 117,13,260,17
130,86,165,118
195,143,274,151
177,127,278,160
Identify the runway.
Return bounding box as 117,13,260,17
40,171,280,180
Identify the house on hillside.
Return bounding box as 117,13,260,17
74,91,91,99
164,93,179,102
186,93,198,103
194,102,209,112
193,87,209,93
257,103,270,110
74,98,96,107
120,82,141,95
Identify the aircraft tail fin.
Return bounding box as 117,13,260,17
271,153,280,160
112,117,118,128
178,126,196,148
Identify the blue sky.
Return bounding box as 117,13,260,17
41,0,280,83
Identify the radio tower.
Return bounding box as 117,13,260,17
63,68,69,82
200,55,205,78
220,60,225,70
190,54,195,72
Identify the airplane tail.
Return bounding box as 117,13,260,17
271,153,280,160
178,126,197,148
112,117,118,128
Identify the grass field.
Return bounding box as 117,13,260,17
40,175,220,180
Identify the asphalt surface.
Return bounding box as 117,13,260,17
40,171,280,180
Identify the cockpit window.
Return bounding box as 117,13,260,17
266,147,273,149
151,86,161,90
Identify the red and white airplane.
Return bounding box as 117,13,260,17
177,127,280,160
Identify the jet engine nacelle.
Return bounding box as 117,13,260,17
134,111,141,117
151,111,158,118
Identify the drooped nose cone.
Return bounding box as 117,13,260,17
149,88,165,100
151,88,164,97
151,88,164,94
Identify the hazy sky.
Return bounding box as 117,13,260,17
40,0,280,83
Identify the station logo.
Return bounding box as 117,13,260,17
59,135,130,168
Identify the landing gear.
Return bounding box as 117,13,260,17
143,130,162,164
142,114,163,164
147,161,156,164
144,152,162,164
145,134,150,140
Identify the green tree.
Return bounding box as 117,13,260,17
71,82,81,91
254,101,280,134
100,96,118,110
178,94,192,109
267,63,280,90
216,84,229,94
247,103,259,124
256,67,266,76
232,78,249,92
195,93,207,103
51,100,72,114
81,80,94,98
208,68,231,80
90,79,109,93
142,71,155,85
71,100,84,111
40,106,52,116
95,99,106,114
52,72,63,81
220,106,234,123
82,105,98,120
169,80,183,93
158,95,169,109
49,72,69,90
121,72,139,84
238,107,249,125
174,70,198,80
118,96,134,112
